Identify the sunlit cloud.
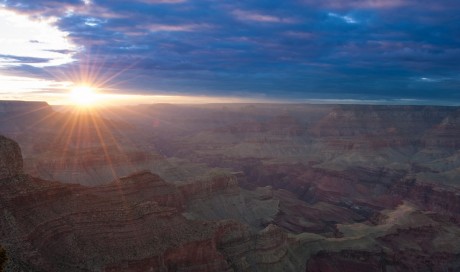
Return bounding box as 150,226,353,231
84,17,106,27
147,23,208,32
416,76,451,83
420,77,436,82
0,74,72,93
232,9,297,24
0,8,78,67
0,74,75,102
328,12,358,24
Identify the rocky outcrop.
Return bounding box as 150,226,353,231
239,162,403,208
422,110,460,149
0,137,302,271
390,178,460,222
0,170,227,271
178,173,239,201
216,222,303,271
0,136,23,180
0,137,226,271
104,238,232,272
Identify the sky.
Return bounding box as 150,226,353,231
0,0,459,105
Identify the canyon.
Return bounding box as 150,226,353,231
1,101,460,271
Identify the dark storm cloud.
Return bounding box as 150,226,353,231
3,0,460,102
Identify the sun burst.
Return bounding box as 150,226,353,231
69,86,99,107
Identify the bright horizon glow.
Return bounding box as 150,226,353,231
0,90,285,106
69,86,99,107
3,93,458,107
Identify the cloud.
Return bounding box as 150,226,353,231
83,17,107,27
232,9,297,23
0,8,77,68
0,74,72,94
1,0,460,103
320,0,409,9
0,54,52,64
147,23,211,32
420,77,438,82
283,31,314,39
416,76,453,83
327,12,358,24
301,0,426,10
300,0,460,12
135,0,187,4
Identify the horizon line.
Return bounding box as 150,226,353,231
1,98,460,107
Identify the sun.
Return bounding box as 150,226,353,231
69,86,99,107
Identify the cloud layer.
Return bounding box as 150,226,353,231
1,0,460,102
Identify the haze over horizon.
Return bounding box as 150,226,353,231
0,0,459,105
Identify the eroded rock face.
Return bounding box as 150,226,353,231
0,166,230,271
3,102,460,271
0,135,23,180
0,137,301,271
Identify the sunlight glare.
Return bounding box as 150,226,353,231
70,86,99,107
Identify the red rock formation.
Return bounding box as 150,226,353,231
0,137,304,271
390,178,460,222
0,136,232,271
0,173,231,271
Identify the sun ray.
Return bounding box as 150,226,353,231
53,110,83,172
87,110,133,214
69,86,99,107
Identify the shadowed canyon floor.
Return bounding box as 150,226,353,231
1,101,460,271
